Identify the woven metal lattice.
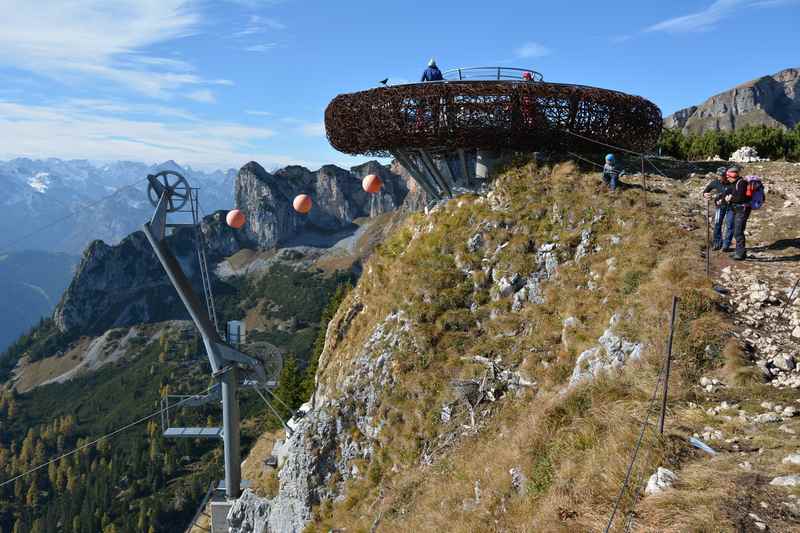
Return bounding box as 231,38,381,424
325,81,662,157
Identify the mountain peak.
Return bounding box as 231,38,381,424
665,66,800,134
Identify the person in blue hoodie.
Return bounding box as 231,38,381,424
602,154,625,192
421,58,444,82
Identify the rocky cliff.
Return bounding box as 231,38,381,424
226,161,800,533
235,161,412,249
665,67,800,134
53,161,413,335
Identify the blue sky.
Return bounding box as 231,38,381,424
0,0,797,171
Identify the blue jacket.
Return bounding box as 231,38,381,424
421,66,443,82
603,163,625,182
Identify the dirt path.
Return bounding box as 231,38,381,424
638,161,800,531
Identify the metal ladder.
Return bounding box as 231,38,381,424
191,191,220,334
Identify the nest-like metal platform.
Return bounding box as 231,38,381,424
324,68,662,200
325,78,662,156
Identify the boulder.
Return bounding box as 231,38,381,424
568,314,642,387
782,453,800,465
773,354,796,372
645,467,677,496
509,467,528,496
770,475,800,487
228,490,270,533
730,146,768,163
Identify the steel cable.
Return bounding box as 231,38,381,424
0,383,216,488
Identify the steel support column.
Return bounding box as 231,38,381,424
391,150,441,200
221,366,241,499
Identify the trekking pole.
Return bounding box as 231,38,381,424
777,277,800,321
658,296,679,435
705,199,711,277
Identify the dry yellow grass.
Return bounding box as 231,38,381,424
13,336,94,392
290,161,799,532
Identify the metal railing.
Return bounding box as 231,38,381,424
442,66,544,82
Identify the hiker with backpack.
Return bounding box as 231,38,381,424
723,166,765,261
703,166,735,251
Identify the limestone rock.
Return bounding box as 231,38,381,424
235,161,408,250
467,233,484,253
568,314,642,387
782,453,800,465
770,475,800,487
731,146,768,164
645,467,677,496
232,311,414,533
773,354,796,372
228,489,270,533
509,467,528,496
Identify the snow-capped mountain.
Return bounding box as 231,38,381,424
0,158,236,254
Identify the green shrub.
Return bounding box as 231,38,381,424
658,124,800,161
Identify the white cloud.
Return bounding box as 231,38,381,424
298,122,325,137
514,42,551,59
187,89,216,103
0,1,224,98
243,43,279,53
234,14,286,36
645,0,799,33
246,110,274,116
0,99,309,170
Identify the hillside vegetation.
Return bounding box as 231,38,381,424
0,257,356,532
658,124,800,162
246,159,800,532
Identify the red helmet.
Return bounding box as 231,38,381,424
522,71,533,81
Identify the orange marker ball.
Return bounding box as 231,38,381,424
293,194,312,214
226,209,246,229
362,173,383,194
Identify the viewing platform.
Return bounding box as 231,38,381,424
324,66,662,199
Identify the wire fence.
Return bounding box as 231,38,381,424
604,296,679,532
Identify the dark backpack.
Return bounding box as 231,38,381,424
745,175,765,209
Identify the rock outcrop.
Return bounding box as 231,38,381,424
568,314,642,388
229,308,411,533
234,161,410,249
664,67,800,134
53,160,412,335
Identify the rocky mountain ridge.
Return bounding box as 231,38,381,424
235,160,413,249
0,158,236,254
52,160,415,335
665,67,800,134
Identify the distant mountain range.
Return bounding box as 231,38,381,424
0,158,236,255
665,67,800,134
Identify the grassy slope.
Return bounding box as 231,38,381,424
297,160,798,532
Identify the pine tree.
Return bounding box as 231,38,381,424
25,482,38,507
274,355,304,417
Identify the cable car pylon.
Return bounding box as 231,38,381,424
142,170,269,501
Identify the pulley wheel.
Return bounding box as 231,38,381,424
147,170,190,212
